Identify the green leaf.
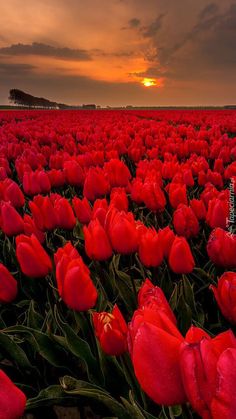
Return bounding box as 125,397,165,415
1,326,68,368
0,331,35,372
26,385,73,410
60,376,133,419
54,307,102,385
27,300,44,330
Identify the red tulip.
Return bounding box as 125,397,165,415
63,160,84,186
200,183,219,208
190,198,206,220
0,202,24,236
2,179,25,208
83,167,110,201
206,198,229,229
128,306,186,406
210,272,236,324
91,198,109,226
173,204,199,239
106,209,138,254
23,214,45,244
23,170,51,196
54,242,97,311
72,197,92,224
110,187,129,212
207,228,236,268
158,226,175,258
169,236,195,274
83,219,112,261
53,196,76,230
16,234,52,278
0,369,26,419
138,228,163,267
210,348,236,419
138,279,177,325
169,182,188,209
142,181,166,212
0,263,17,303
180,330,236,419
104,159,131,187
93,305,127,356
48,169,65,188
29,195,58,231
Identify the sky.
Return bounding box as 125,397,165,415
0,0,236,106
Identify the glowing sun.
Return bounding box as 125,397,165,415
142,78,157,87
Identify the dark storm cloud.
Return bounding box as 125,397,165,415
128,18,141,27
198,3,219,19
0,42,92,61
0,62,35,75
147,2,236,79
141,13,166,38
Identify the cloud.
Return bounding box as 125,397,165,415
0,62,35,75
128,18,141,27
0,42,92,61
141,13,165,38
198,3,219,20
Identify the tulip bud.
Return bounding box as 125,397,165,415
173,204,199,239
83,219,112,261
16,234,52,278
210,272,236,324
72,197,92,224
206,198,229,229
106,209,138,254
54,242,97,311
169,236,195,274
93,305,127,356
0,202,24,236
138,228,163,267
207,228,236,268
190,198,206,220
0,263,17,303
169,182,188,209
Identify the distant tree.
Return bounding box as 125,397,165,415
9,89,59,109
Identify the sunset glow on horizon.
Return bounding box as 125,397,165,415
0,0,235,106
142,78,157,87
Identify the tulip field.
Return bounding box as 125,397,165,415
1,109,236,419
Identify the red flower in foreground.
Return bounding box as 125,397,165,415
54,242,97,311
16,234,52,278
180,330,236,419
138,279,177,325
0,369,26,419
0,263,17,304
210,272,236,324
128,305,186,406
93,305,127,356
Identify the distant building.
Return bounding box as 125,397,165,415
82,104,96,109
